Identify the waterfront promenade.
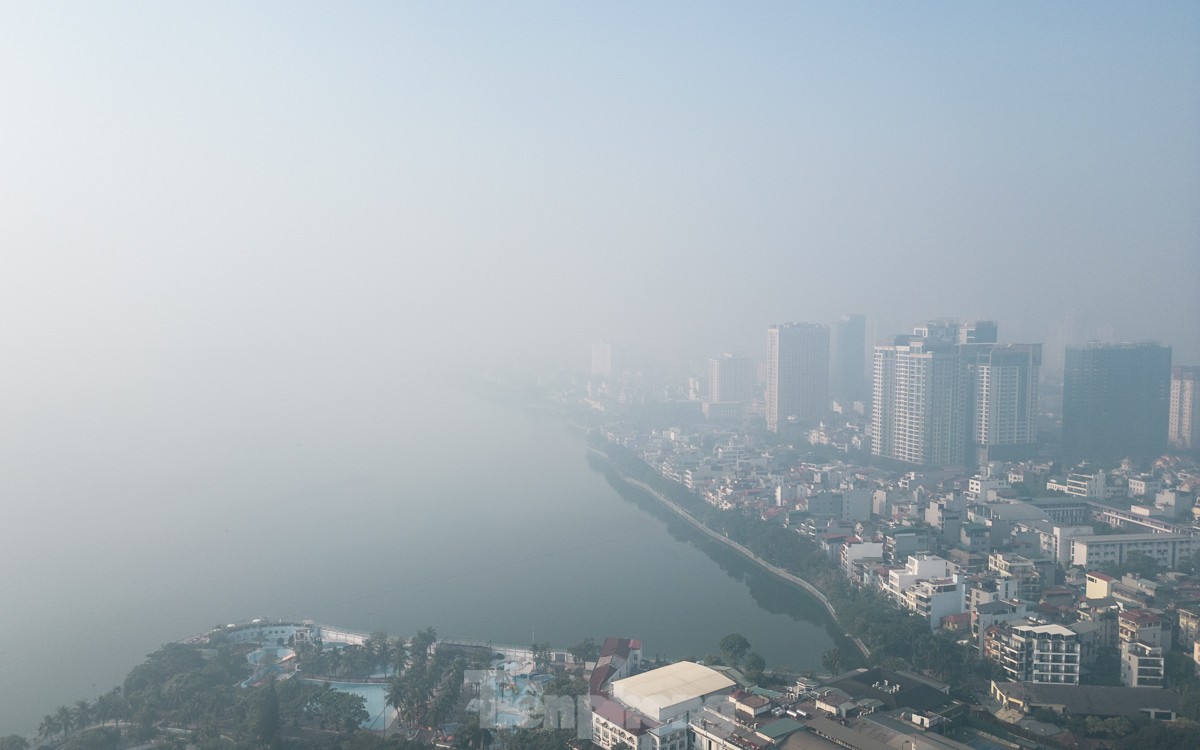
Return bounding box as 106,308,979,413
596,450,871,660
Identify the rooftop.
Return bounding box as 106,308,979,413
612,661,734,718
756,718,806,741
976,601,1022,614
1076,533,1194,543
1011,622,1075,637
1120,609,1162,626
995,681,1181,718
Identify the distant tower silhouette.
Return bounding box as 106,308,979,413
766,323,829,432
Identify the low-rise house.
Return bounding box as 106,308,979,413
990,681,1179,721
1119,609,1168,649
1177,605,1200,647
1121,640,1165,688
589,637,643,696
972,600,1028,652
903,577,966,631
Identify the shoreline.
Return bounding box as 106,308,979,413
589,445,871,660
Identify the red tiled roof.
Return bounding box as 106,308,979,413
593,698,656,735
1119,609,1161,626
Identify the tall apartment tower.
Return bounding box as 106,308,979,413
766,323,829,432
873,321,1040,466
707,354,756,404
1169,366,1199,450
830,314,867,406
871,334,970,465
591,342,630,378
959,320,998,344
970,344,1042,461
1062,342,1172,462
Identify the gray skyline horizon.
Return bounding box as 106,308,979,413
1,2,1197,387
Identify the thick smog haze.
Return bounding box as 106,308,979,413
1,0,1199,739
2,2,1197,375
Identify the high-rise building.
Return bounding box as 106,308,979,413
591,342,613,377
913,319,997,346
766,323,829,432
1062,343,1172,462
872,321,1040,466
1169,366,1199,450
959,320,999,344
969,344,1042,461
591,342,629,378
706,354,756,404
830,314,867,406
871,333,970,465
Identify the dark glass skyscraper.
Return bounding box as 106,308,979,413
831,314,867,406
1062,342,1172,462
766,323,829,432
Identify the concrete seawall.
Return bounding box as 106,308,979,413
595,449,870,659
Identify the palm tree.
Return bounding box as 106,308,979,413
54,706,73,737
385,676,405,726
72,700,92,731
38,715,59,743
390,636,408,676
108,691,131,728
453,713,491,750
366,631,391,676
94,693,112,727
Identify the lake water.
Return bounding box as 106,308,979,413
0,375,837,735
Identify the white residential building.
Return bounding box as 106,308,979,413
1170,366,1199,449
887,555,953,602
1121,641,1165,688
903,577,966,631
985,622,1081,685
1070,534,1200,569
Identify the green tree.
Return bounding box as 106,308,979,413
61,728,119,750
568,638,599,663
543,673,587,697
37,716,59,743
254,680,280,749
390,635,409,675
453,712,492,750
323,691,367,732
531,643,551,671
821,648,844,676
719,633,751,668
55,706,74,737
386,676,406,725
72,701,92,731
743,652,766,684
0,736,29,750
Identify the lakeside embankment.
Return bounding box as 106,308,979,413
590,445,871,660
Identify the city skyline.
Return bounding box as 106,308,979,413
1,2,1197,384
1,2,1198,740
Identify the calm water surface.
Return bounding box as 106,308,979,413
0,377,836,735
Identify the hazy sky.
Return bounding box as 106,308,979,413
2,1,1197,379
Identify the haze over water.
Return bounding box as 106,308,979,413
0,375,836,736
3,2,1197,738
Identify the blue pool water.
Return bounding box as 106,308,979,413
306,680,392,730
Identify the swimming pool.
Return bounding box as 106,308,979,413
305,680,394,730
